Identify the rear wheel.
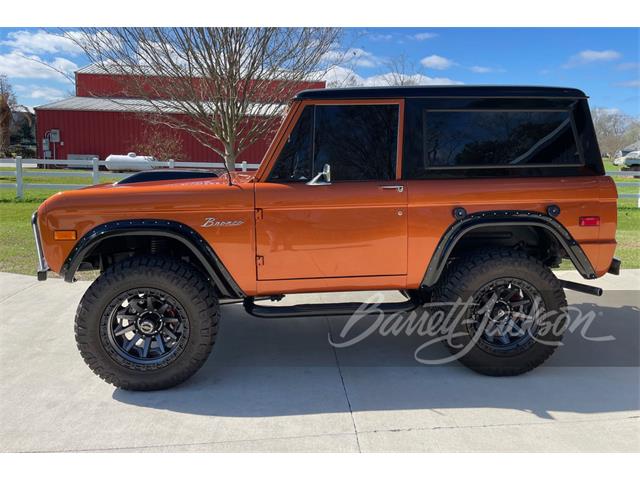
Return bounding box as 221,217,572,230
433,249,567,376
75,256,219,390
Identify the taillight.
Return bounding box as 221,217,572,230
579,216,600,227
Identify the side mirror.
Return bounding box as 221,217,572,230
306,163,331,186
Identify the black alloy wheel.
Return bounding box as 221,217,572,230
466,278,543,355
106,288,189,365
75,256,219,390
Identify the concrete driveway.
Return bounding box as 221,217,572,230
1,270,639,452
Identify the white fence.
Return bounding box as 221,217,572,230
606,170,640,207
0,157,259,199
1,157,638,206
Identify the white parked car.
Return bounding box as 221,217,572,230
105,152,157,171
619,150,640,170
613,155,626,166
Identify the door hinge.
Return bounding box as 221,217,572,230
255,208,263,221
256,255,264,267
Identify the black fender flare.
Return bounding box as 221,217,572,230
421,210,596,288
60,219,245,298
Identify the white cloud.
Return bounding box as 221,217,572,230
30,87,66,101
413,32,438,41
469,65,506,74
321,66,462,88
321,65,364,87
362,72,463,86
470,65,492,73
322,47,381,68
563,49,621,68
420,54,455,70
577,50,621,61
0,51,77,82
1,29,83,56
593,107,622,115
14,84,66,102
367,33,393,42
617,62,640,71
615,80,640,88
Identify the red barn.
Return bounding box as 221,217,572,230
35,65,324,167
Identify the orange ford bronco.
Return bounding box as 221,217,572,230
32,86,620,390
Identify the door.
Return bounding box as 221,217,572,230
255,101,407,280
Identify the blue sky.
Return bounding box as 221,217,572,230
1,27,638,116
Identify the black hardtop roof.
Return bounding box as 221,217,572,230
295,85,587,100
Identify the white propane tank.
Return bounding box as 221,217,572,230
105,152,156,171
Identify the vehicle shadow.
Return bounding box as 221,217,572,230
113,292,640,419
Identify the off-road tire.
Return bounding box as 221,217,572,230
433,249,567,376
75,256,219,390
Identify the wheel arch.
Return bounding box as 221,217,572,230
421,210,596,288
61,219,245,298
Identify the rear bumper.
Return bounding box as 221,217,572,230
608,257,621,276
31,212,49,281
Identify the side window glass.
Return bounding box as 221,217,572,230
402,100,586,179
268,106,313,182
314,104,398,181
422,110,579,168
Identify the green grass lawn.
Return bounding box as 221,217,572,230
0,165,122,275
598,159,639,269
0,166,122,186
0,163,638,276
0,192,46,274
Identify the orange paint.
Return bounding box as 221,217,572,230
36,97,619,296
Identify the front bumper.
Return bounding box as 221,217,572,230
31,212,49,281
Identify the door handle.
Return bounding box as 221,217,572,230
379,185,404,192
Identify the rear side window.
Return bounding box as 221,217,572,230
423,110,580,169
268,103,399,182
402,98,602,179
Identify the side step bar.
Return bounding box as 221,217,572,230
243,278,604,318
243,297,421,318
559,279,603,297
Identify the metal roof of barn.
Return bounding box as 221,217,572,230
76,64,122,74
35,97,177,113
295,85,588,100
76,63,166,76
34,96,283,116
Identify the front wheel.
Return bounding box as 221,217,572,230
432,249,568,376
75,256,219,390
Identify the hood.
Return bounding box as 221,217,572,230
38,171,255,218
116,169,220,185
117,169,256,186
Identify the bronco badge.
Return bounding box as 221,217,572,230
201,217,244,228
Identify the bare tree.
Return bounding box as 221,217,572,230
619,122,640,152
131,123,189,162
0,75,17,155
591,108,639,156
324,66,363,88
380,54,425,86
69,28,340,171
